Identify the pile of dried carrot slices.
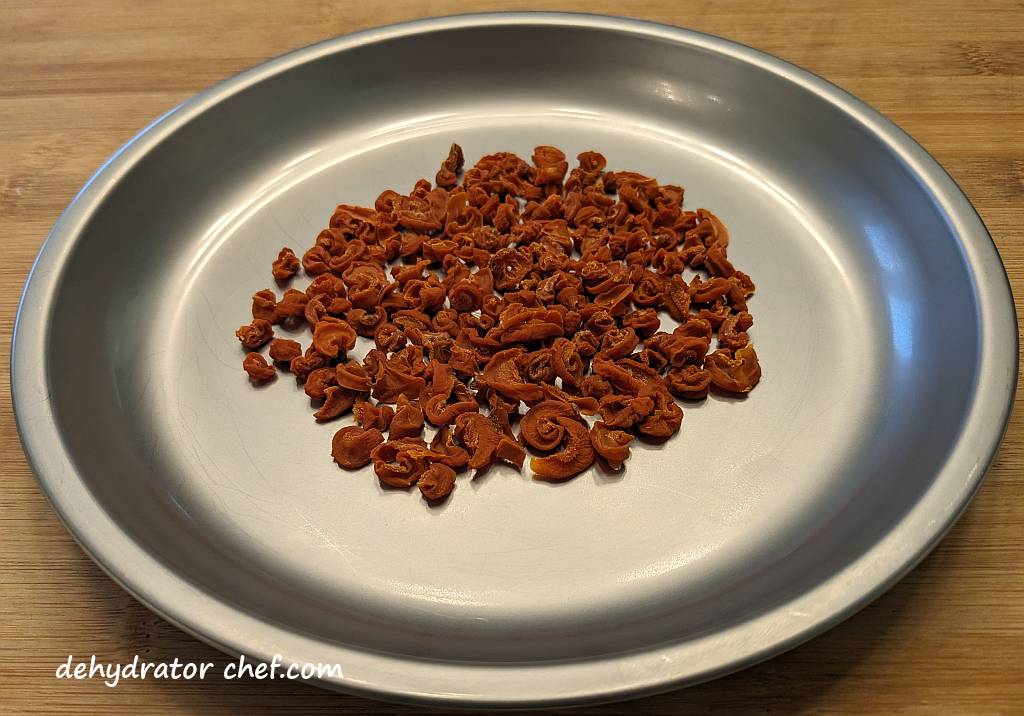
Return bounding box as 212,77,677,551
235,144,760,501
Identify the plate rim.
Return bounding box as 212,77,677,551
10,11,1019,708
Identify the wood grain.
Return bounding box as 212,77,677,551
1,1,1022,713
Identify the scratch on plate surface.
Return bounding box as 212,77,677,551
292,507,361,574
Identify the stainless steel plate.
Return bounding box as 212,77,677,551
12,12,1017,708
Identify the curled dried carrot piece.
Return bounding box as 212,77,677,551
631,271,663,308
272,247,300,281
435,143,465,189
332,426,384,469
306,273,346,301
371,363,426,404
275,288,309,320
706,344,762,393
532,145,568,186
422,361,478,426
580,374,613,400
303,367,337,401
304,295,328,326
480,348,544,403
481,386,520,416
704,244,735,277
374,323,407,352
594,283,633,316
490,246,534,291
520,400,579,451
371,438,431,488
453,410,525,471
425,426,470,469
530,417,595,481
346,307,387,337
302,246,331,275
355,399,396,431
314,385,357,422
312,317,357,358
242,352,275,382
637,386,683,438
518,347,556,384
498,310,564,344
534,383,600,415
448,277,485,313
662,275,690,321
235,319,273,349
674,317,713,341
289,347,325,381
268,338,301,363
549,337,584,388
251,289,277,322
389,394,424,439
571,330,601,359
491,408,527,470
696,298,731,328
646,332,709,368
597,328,639,360
621,308,660,339
335,360,372,392
697,208,730,249
718,311,753,351
454,413,502,470
690,276,732,304
666,365,713,400
419,463,457,501
599,392,655,429
590,422,634,469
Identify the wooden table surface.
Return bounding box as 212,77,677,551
2,1,1022,713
